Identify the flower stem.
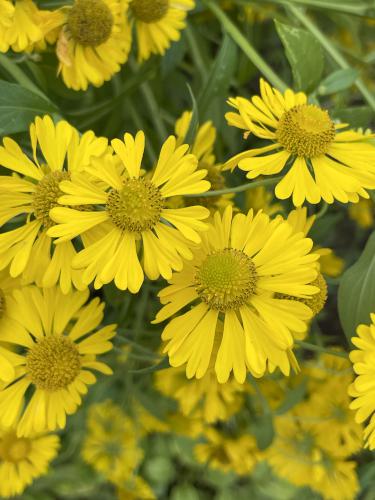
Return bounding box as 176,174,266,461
203,0,288,92
295,340,349,358
288,4,375,113
185,175,283,197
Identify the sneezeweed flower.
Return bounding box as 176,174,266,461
48,131,210,293
117,476,155,500
0,115,108,293
56,0,132,90
245,185,282,216
349,314,375,450
348,198,374,228
174,111,234,212
225,79,375,206
129,0,195,62
154,206,319,383
0,286,115,436
195,428,260,475
266,417,359,500
0,422,60,497
0,0,14,52
82,400,143,484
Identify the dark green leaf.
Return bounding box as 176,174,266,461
318,68,359,95
275,20,324,92
252,413,275,450
184,84,199,148
338,231,375,341
0,80,58,135
332,106,373,129
197,34,237,120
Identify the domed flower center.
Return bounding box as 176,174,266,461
106,178,164,233
26,336,81,391
0,289,5,319
131,0,169,23
276,272,327,317
276,104,335,157
32,171,70,229
195,248,258,311
0,432,31,463
67,0,114,47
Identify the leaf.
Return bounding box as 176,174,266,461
275,19,324,92
197,34,237,120
184,84,199,148
252,413,275,450
0,80,58,135
338,231,375,341
318,68,359,95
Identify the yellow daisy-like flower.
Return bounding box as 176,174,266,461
194,428,260,475
129,0,195,62
0,270,26,382
349,314,375,450
82,400,143,484
0,115,108,293
174,111,233,213
48,131,210,292
117,477,155,500
0,286,115,436
225,79,375,206
153,205,319,383
0,0,14,52
266,417,359,500
0,422,60,497
348,198,374,228
246,185,282,216
56,0,132,90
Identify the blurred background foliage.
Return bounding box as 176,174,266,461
1,0,375,498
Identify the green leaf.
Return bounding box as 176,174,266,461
144,457,175,485
184,84,199,148
318,68,359,95
275,19,324,92
338,231,375,341
252,413,275,450
170,484,200,500
0,80,58,135
197,34,237,120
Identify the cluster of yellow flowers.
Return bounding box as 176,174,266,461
0,77,375,496
0,0,195,90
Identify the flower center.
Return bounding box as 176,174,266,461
276,272,327,317
0,432,31,463
195,248,258,311
276,104,335,157
26,336,81,391
67,0,114,47
106,178,164,233
131,0,169,23
32,171,70,229
0,289,5,319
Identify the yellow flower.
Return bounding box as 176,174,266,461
129,0,195,62
0,422,60,497
48,131,210,292
225,79,375,206
245,185,282,216
133,402,169,435
117,476,155,500
0,270,25,382
174,111,234,213
349,314,375,450
0,115,108,293
82,400,144,484
166,412,204,438
0,0,61,53
266,417,359,500
154,206,319,383
348,198,374,228
56,0,132,90
0,286,115,436
154,364,244,423
194,428,260,475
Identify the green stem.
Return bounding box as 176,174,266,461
288,5,375,113
185,24,208,84
295,340,349,358
203,0,287,92
185,175,283,197
315,201,328,219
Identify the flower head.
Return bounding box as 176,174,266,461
349,313,375,450
0,422,60,497
56,0,132,90
0,285,115,436
129,0,195,61
154,206,320,383
226,79,375,206
48,131,210,292
0,115,108,293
